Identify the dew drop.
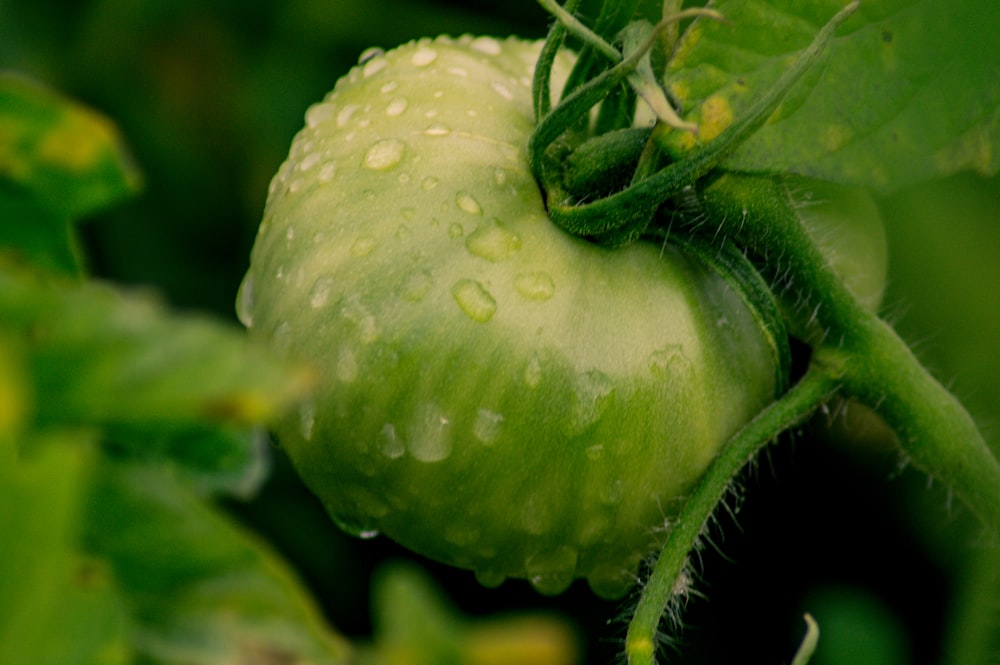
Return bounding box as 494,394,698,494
423,123,450,136
380,81,399,94
305,102,335,129
456,191,483,215
363,139,406,170
385,97,408,116
448,66,469,77
569,369,615,434
585,444,604,461
330,512,380,540
336,347,358,383
358,46,385,65
362,57,387,78
299,399,316,441
421,176,439,190
271,320,292,356
522,494,554,535
399,270,433,302
526,547,578,595
318,162,337,183
600,479,624,505
411,46,438,67
475,570,506,588
309,275,334,308
473,409,504,444
408,403,453,462
235,275,254,327
447,223,464,238
337,104,360,128
491,81,514,100
379,423,405,459
514,272,555,300
451,279,496,323
298,152,321,172
648,345,685,380
351,234,378,256
588,565,634,600
524,352,543,388
493,168,508,187
465,219,521,261
470,36,502,55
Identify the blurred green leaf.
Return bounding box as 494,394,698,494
662,0,1000,192
0,72,142,219
0,437,130,665
0,182,86,276
0,262,313,429
362,561,580,665
84,459,352,665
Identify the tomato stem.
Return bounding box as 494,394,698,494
625,367,839,665
699,173,1000,535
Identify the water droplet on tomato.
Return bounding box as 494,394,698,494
465,219,521,261
451,279,496,323
421,176,439,190
491,81,514,100
408,403,453,462
475,570,506,588
447,223,464,238
423,123,450,136
569,370,615,434
524,352,543,387
600,479,624,505
330,511,380,540
337,104,359,128
470,36,502,55
336,347,358,383
385,97,408,116
351,234,378,256
309,275,334,308
514,272,555,300
588,565,634,600
358,46,385,65
526,547,577,595
298,152,321,172
493,168,507,187
522,494,553,534
399,270,433,302
378,423,405,459
447,66,469,77
305,102,335,129
585,444,604,461
456,191,483,215
362,56,387,78
411,46,438,67
380,81,399,94
236,275,254,327
299,399,316,441
271,321,292,356
473,409,504,444
363,139,405,170
648,345,682,380
318,162,337,183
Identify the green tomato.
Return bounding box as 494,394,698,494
239,36,778,599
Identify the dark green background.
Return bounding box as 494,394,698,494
4,1,997,663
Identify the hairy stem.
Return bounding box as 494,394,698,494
625,368,839,665
699,173,1000,534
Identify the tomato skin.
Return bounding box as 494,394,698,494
239,36,777,598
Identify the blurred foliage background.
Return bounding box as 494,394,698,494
2,1,998,663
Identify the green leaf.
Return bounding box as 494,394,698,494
83,459,352,665
0,182,86,276
0,263,313,430
0,72,142,219
0,437,130,665
660,0,1000,192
